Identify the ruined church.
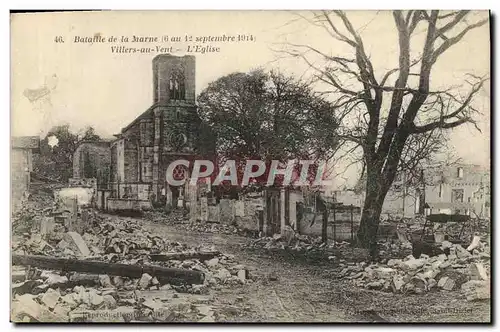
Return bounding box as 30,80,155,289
73,54,215,210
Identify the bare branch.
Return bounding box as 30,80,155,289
431,18,489,63
380,56,422,86
284,42,356,68
410,76,488,134
435,11,469,36
411,117,469,134
321,10,357,47
408,10,425,34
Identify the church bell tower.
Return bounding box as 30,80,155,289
150,54,200,207
152,54,196,105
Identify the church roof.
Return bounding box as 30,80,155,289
12,136,40,150
119,101,198,134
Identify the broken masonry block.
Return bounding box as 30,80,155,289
63,232,90,257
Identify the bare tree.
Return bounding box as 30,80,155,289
283,10,489,250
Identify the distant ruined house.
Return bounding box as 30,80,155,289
72,141,112,188
424,164,490,218
334,163,490,219
11,136,40,211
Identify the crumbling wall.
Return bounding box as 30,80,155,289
234,196,264,232
195,196,219,223
72,143,111,188
426,183,488,217
190,194,263,231
288,190,303,230
382,189,419,219
54,187,94,209
206,206,217,222
336,189,420,220
113,139,125,183
123,127,140,182
96,190,112,210
219,199,235,224
106,198,152,212
119,183,151,200
299,209,361,241
11,149,31,211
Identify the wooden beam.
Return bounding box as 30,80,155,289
12,255,204,285
149,251,220,262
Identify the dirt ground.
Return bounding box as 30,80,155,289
136,217,491,323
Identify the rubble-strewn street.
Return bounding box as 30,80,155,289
11,187,490,323
10,10,492,324
11,190,253,322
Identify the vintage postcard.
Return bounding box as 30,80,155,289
10,10,491,323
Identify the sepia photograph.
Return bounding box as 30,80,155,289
10,9,491,323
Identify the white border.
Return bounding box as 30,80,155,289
2,2,497,332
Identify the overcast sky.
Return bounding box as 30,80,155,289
11,11,490,182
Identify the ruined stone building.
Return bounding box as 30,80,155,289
106,54,215,210
333,163,491,219
11,136,40,211
424,164,490,218
72,141,111,188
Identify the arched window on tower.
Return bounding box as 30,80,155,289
169,70,186,100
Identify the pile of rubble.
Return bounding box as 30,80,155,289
11,262,250,322
377,240,413,260
11,247,254,323
83,217,169,258
145,210,244,236
12,237,253,322
13,216,165,259
12,188,57,236
394,217,490,244
144,210,187,224
248,226,373,263
336,237,490,301
183,222,241,235
250,227,331,252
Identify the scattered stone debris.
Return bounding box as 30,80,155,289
249,228,374,263
11,190,253,322
184,222,241,236
145,210,244,236
41,288,61,309
138,273,153,290
461,280,491,302
250,231,335,255
335,238,490,297
63,232,90,257
268,272,278,281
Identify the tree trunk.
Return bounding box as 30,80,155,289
316,194,328,243
321,209,328,243
357,177,389,256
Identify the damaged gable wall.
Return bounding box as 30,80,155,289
11,136,40,212
425,164,490,217
73,142,111,188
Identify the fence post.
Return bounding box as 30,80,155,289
332,204,336,245
350,204,354,242
68,195,77,232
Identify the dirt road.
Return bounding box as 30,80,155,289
141,220,354,322
139,219,490,323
